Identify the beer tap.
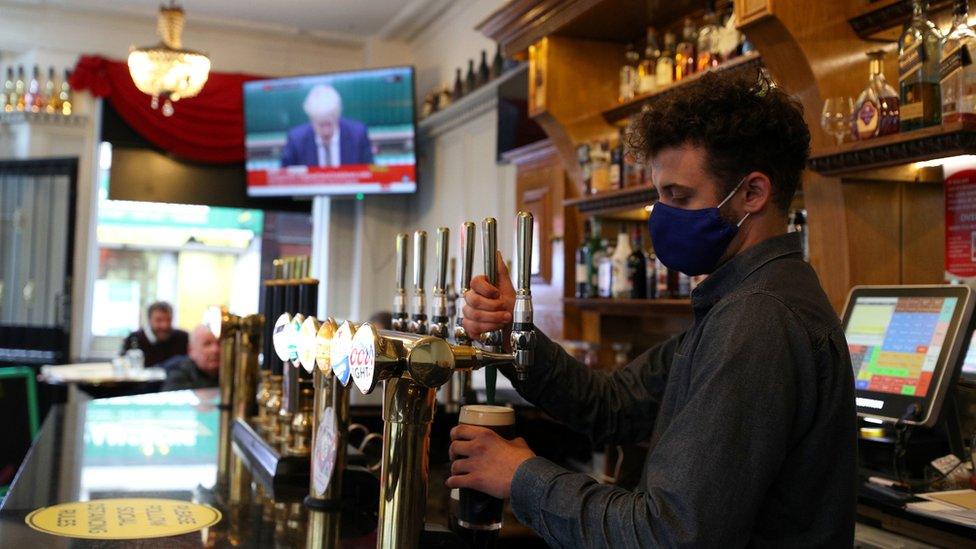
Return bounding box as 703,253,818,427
453,222,476,347
258,259,285,439
409,231,428,334
230,313,262,508
481,217,502,403
338,212,536,549
304,318,350,549
446,257,458,321
429,227,451,339
287,265,318,458
276,257,303,449
214,309,240,495
447,221,476,412
511,211,536,381
392,233,409,332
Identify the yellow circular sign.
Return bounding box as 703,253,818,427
26,498,221,540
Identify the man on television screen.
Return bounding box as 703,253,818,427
280,85,374,168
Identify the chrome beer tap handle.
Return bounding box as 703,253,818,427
480,217,504,350
409,231,428,335
453,221,476,345
511,211,535,381
430,227,450,338
392,233,409,332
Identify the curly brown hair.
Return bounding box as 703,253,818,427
627,72,810,212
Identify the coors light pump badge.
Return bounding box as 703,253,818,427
350,324,379,394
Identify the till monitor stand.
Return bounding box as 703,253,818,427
842,285,974,429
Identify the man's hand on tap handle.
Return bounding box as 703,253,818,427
462,251,515,345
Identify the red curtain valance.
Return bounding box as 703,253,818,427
70,55,263,164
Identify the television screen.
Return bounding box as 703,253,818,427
244,66,416,197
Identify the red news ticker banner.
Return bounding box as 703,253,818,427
247,164,415,192
945,166,976,279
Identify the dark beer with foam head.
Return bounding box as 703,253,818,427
453,404,515,548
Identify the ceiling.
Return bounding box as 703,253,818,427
11,0,453,43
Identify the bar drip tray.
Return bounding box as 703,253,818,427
231,418,310,502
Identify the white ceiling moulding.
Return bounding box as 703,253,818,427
377,0,455,42
0,0,368,48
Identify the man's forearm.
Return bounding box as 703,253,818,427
503,330,678,446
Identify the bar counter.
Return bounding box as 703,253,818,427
0,388,377,547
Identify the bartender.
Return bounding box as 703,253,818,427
450,74,857,546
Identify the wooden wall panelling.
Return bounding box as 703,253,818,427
840,181,902,286
803,172,851,312
735,0,773,27
529,36,623,193
740,0,911,311
507,139,571,340
901,182,945,285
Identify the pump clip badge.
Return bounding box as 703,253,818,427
349,327,377,394
329,322,354,386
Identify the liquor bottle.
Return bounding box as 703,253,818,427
696,5,722,72
789,209,810,262
657,32,677,87
575,220,596,298
596,240,614,298
464,59,476,94
14,66,26,112
43,67,57,114
59,69,72,115
853,51,901,139
26,65,42,113
477,50,491,86
645,252,657,298
654,255,669,298
719,6,742,60
577,143,593,195
941,0,976,122
619,43,640,102
438,88,452,111
609,141,623,190
675,18,697,81
898,0,943,131
677,273,691,297
590,141,612,194
452,67,463,100
611,230,633,298
492,43,505,79
0,68,11,112
627,226,647,298
621,128,642,187
637,27,660,94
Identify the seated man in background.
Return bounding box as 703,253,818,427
162,325,220,391
120,301,189,367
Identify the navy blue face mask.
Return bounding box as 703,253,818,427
648,179,750,276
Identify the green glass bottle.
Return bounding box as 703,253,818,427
898,0,943,131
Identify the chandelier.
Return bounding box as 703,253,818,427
127,1,211,116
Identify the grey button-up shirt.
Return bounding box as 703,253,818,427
507,232,857,547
